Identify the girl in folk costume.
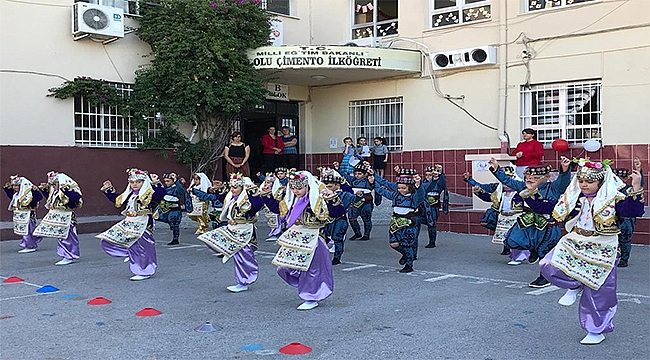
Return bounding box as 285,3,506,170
370,168,425,273
320,167,362,265
488,157,572,288
418,165,449,250
463,166,531,265
612,158,644,267
97,169,166,281
530,159,645,345
258,167,289,242
187,172,212,234
334,162,374,241
261,170,345,310
4,175,43,253
34,172,83,266
194,173,265,293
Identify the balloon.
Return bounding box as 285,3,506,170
583,139,601,152
551,138,569,152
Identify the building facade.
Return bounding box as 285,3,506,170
1,0,648,239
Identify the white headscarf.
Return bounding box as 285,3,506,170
494,163,522,202
191,173,211,193
46,172,83,209
220,176,255,222
282,171,329,221
116,169,154,208
8,177,34,210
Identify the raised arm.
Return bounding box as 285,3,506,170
373,172,397,192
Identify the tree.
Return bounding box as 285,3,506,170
130,0,272,177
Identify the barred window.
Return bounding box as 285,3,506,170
74,83,160,148
430,0,491,29
262,0,291,16
520,80,602,147
349,97,403,151
527,0,596,13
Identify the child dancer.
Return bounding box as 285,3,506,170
371,168,425,273
339,137,358,176
4,175,43,253
97,169,166,281
320,167,361,265
488,157,572,287
261,170,345,310
157,173,185,245
613,158,644,267
418,165,449,249
194,173,265,293
463,167,530,265
258,167,289,242
532,159,645,344
334,162,374,240
34,172,83,265
187,172,211,234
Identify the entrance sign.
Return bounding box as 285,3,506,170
266,83,289,101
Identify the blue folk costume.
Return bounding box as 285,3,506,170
262,171,346,310
156,174,187,245
491,164,571,287
613,168,645,267
97,169,166,280
4,176,44,252
527,160,645,344
467,166,530,263
418,166,449,249
338,164,374,240
320,168,362,265
194,175,265,292
373,169,425,273
34,172,83,265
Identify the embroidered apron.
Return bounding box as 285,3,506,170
96,215,149,248
34,209,73,238
272,225,320,271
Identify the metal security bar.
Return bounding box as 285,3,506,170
349,97,403,151
520,80,602,147
74,83,160,148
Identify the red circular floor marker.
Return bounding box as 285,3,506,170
279,342,312,355
3,276,24,283
87,297,112,305
135,307,162,317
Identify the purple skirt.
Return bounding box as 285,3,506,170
276,238,334,301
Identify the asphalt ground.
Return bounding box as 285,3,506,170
0,223,648,360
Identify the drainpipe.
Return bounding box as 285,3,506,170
497,0,509,153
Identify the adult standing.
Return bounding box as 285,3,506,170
513,128,544,179
261,125,284,174
280,126,299,169
224,132,250,177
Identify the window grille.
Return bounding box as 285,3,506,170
349,97,403,151
74,83,160,148
520,80,602,147
527,0,595,13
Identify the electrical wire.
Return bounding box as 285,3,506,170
0,69,69,81
103,44,125,83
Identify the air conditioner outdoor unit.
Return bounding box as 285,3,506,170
430,46,497,70
342,37,382,48
72,2,124,40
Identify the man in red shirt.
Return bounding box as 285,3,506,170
261,126,284,174
513,128,544,178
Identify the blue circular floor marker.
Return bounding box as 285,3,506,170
36,285,59,293
241,344,263,351
60,294,82,299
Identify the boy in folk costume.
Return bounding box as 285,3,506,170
418,165,449,250
320,167,362,265
613,158,644,267
371,168,425,273
97,169,166,281
34,172,83,266
257,167,290,242
529,159,645,345
261,170,345,310
4,175,43,253
333,162,374,241
194,173,265,293
488,157,572,288
187,172,212,234
157,173,186,245
463,166,531,265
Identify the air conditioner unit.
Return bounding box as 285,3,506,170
72,2,124,39
430,46,497,70
341,37,382,48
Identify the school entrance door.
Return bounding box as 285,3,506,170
239,100,300,177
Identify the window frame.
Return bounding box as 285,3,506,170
351,0,399,40
75,0,141,16
520,80,603,148
262,0,292,17
349,97,404,152
524,0,598,14
429,0,492,30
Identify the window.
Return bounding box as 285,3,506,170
349,97,403,151
77,0,141,16
430,0,491,29
262,0,291,16
520,80,602,147
527,0,595,12
74,83,160,148
352,0,399,40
